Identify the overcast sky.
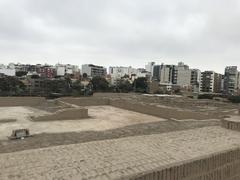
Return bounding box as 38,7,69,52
0,0,240,73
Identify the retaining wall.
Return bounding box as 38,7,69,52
60,97,109,106
131,148,240,180
109,99,212,120
0,97,45,107
221,119,240,132
32,108,88,121
60,97,214,120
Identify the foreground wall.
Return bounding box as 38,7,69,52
32,108,88,121
131,148,240,180
0,97,45,107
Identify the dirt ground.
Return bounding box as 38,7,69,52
94,93,240,117
0,94,237,154
0,119,219,154
0,106,166,140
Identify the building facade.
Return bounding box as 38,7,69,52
145,62,155,78
200,71,222,93
152,64,177,84
191,69,201,92
82,64,107,78
200,71,215,93
224,66,239,95
176,62,191,87
56,64,80,79
38,66,56,79
152,65,161,81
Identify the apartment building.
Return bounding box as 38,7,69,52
224,66,239,95
82,64,107,78
152,64,177,84
200,71,222,93
145,62,155,78
38,66,56,79
176,62,191,87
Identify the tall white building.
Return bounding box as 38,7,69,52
191,69,201,92
175,62,201,92
224,66,239,95
145,62,155,78
159,64,177,84
176,62,191,87
152,64,177,84
82,64,106,78
56,64,80,77
56,65,65,76
136,68,150,78
109,66,150,84
109,66,132,78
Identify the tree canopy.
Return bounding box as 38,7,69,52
0,76,26,95
133,77,148,93
91,76,109,92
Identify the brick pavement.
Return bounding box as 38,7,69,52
1,126,240,180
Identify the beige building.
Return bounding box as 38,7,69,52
176,62,191,87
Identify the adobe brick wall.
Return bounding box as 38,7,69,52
60,97,215,120
1,126,240,179
60,97,109,106
0,97,45,107
131,148,240,180
109,99,212,120
221,119,240,132
32,108,88,121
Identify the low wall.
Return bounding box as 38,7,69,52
110,100,212,120
0,97,45,107
32,108,88,121
221,118,240,131
59,97,214,120
131,148,240,180
60,97,109,106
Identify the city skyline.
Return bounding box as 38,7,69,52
0,61,239,74
1,0,240,74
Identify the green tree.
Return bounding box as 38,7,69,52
133,77,148,93
16,71,28,77
0,76,26,96
116,79,133,93
71,80,84,96
91,76,109,92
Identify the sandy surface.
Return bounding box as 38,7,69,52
0,106,166,140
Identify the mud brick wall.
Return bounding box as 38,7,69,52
0,97,45,107
131,148,240,180
32,108,88,121
110,99,212,120
60,97,109,106
221,119,240,131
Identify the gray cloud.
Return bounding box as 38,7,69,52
0,0,240,73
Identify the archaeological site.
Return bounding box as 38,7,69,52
1,93,240,179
